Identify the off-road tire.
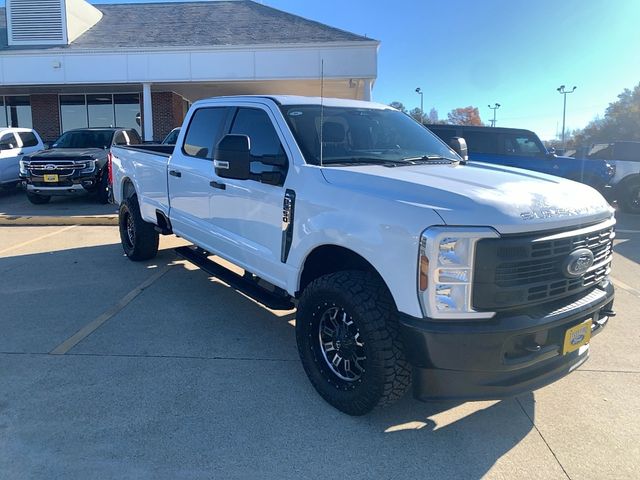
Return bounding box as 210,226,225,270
619,180,640,214
26,192,51,204
119,196,159,261
296,270,411,415
96,169,110,204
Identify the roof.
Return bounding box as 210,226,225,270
426,124,536,134
194,95,391,109
0,0,374,51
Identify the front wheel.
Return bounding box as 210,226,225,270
119,196,159,261
619,180,640,214
26,192,51,204
296,271,411,415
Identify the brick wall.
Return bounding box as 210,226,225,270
151,92,185,141
30,94,60,142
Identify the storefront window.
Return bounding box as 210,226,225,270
114,94,141,134
88,94,115,128
60,95,88,132
59,93,141,134
0,96,32,128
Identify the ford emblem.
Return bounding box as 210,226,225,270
45,164,56,170
563,248,594,278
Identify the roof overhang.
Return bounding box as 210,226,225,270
0,41,379,87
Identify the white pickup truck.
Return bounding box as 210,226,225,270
111,95,616,415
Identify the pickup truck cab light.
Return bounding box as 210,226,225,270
419,226,499,320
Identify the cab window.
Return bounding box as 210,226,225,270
503,134,544,156
182,108,229,159
230,108,286,164
463,130,500,155
17,131,39,147
0,132,17,150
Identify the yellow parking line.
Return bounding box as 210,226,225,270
49,263,172,355
0,225,78,255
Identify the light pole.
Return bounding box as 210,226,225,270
415,87,424,122
488,103,501,127
557,85,577,147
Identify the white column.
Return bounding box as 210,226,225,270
362,79,372,101
142,83,153,142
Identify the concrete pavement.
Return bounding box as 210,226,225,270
0,216,638,479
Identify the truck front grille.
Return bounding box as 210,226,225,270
473,220,614,311
26,160,89,177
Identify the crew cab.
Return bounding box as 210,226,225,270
0,128,44,189
578,141,640,213
111,96,615,415
20,127,141,204
426,124,614,192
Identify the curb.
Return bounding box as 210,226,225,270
0,214,118,226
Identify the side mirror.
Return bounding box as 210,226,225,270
548,147,556,155
43,142,51,150
0,143,14,151
449,137,468,161
214,134,251,180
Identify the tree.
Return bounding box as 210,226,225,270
426,107,439,124
447,106,483,126
571,82,640,145
409,107,423,122
388,101,407,113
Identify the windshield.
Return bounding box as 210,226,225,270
52,130,114,149
280,105,459,165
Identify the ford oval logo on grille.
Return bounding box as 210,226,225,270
45,164,56,170
563,248,594,278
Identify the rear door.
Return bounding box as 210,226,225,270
0,131,21,183
16,130,43,156
462,129,503,165
167,106,231,244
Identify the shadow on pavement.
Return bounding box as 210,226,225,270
0,241,537,479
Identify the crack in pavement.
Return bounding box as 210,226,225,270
516,396,572,480
0,350,299,363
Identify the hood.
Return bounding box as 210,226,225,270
28,148,107,160
321,162,613,234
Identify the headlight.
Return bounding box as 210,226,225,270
80,160,97,173
418,227,499,319
19,159,28,175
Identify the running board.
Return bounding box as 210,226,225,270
174,246,295,311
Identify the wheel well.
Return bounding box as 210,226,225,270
121,178,136,200
298,245,388,296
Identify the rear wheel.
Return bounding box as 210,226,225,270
26,192,51,204
119,196,159,261
619,180,640,214
296,270,411,415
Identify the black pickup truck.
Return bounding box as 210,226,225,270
19,128,141,204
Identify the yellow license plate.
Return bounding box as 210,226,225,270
563,319,592,355
43,174,59,182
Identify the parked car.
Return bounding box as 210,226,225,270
19,127,141,204
111,96,615,415
0,128,45,189
161,127,180,145
426,125,614,192
579,142,640,213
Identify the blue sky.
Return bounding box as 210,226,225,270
2,0,638,139
261,0,640,139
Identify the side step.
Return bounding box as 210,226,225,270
174,246,295,311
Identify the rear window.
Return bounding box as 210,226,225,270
17,131,39,147
182,108,229,159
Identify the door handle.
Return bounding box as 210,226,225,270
210,181,226,190
169,170,182,177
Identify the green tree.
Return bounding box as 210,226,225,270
409,107,423,122
447,106,483,125
388,101,407,113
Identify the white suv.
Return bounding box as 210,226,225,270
0,128,44,188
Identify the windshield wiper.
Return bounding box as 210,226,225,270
402,155,461,163
321,157,409,167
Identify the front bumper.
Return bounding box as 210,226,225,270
399,282,614,401
22,173,100,196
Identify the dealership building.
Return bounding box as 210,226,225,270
0,0,378,141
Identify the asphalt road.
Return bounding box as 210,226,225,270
0,213,638,479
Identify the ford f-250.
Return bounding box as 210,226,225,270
111,96,615,415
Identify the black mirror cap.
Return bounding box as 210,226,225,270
449,137,468,161
214,134,251,180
